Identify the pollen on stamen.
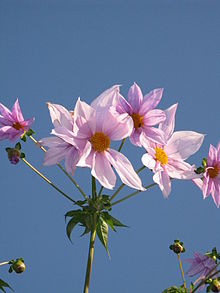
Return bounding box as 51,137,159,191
155,147,168,165
131,113,143,129
90,132,110,152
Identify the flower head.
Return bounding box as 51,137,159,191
194,143,220,207
75,99,144,190
0,99,34,141
91,83,166,146
141,104,204,197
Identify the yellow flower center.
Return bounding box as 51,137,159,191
131,113,143,129
12,122,24,130
90,132,110,152
208,164,219,178
155,147,168,165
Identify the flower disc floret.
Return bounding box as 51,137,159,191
155,147,168,165
90,132,110,152
130,113,143,129
12,122,25,130
208,165,219,179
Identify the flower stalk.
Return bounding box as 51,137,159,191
177,253,186,290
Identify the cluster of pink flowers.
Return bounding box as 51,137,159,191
1,83,220,207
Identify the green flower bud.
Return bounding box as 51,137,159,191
12,259,25,274
169,240,185,254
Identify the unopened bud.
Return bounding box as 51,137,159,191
12,259,25,274
7,148,20,165
169,240,185,254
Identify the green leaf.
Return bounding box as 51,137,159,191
26,129,35,136
0,279,14,292
20,152,25,159
96,216,109,256
65,209,82,221
66,217,80,242
190,282,194,291
103,212,128,228
15,142,21,150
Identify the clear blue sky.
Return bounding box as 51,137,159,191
0,0,219,292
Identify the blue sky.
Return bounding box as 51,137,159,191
0,0,219,292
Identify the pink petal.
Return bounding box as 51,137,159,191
143,109,166,126
166,159,199,179
47,102,73,130
40,136,68,148
142,126,166,145
0,126,21,141
96,110,133,140
153,168,171,198
51,126,82,147
106,149,144,190
0,103,13,121
140,88,164,115
91,85,120,110
64,147,79,174
207,144,217,166
11,99,24,122
141,153,156,170
192,178,203,190
74,98,96,132
0,115,11,126
91,151,116,189
43,146,68,166
159,103,178,141
202,174,213,198
211,180,220,207
130,128,142,147
165,131,204,160
117,93,133,115
77,141,93,168
128,82,143,113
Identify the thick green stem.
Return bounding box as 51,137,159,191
22,158,77,204
83,215,97,293
111,182,157,206
28,135,88,201
177,254,186,291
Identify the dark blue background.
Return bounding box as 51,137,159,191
0,1,219,292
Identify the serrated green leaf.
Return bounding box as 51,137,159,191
96,217,109,256
0,279,14,292
26,129,35,136
105,213,128,228
66,217,80,242
65,209,82,221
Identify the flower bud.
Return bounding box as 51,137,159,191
211,279,220,292
7,148,20,165
12,259,25,274
169,240,185,254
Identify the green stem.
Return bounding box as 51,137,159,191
111,182,157,206
177,254,186,291
22,158,77,205
92,176,97,200
117,138,126,152
0,261,9,267
28,135,88,201
98,186,104,199
110,165,146,202
83,215,97,293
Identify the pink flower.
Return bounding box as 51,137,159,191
186,252,217,291
194,143,220,207
0,99,34,141
74,99,144,190
141,104,204,197
91,83,166,146
40,103,84,174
